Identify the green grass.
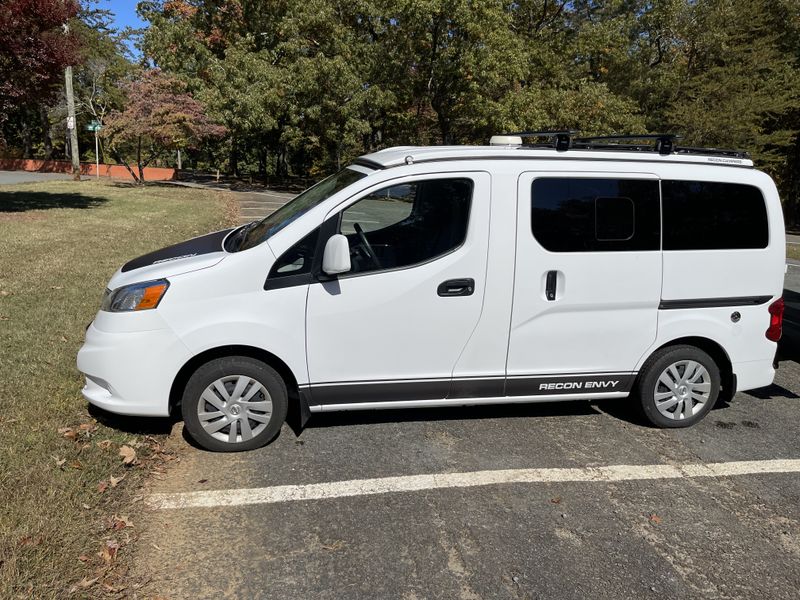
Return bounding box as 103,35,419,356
0,180,236,598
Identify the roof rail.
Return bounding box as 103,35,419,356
574,134,678,156
494,131,751,160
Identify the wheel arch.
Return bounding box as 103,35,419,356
643,336,736,403
169,345,306,417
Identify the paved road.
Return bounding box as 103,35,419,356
237,190,293,225
0,170,72,185
132,277,800,599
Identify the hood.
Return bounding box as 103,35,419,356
108,228,234,289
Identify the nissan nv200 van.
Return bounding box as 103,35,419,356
77,134,786,451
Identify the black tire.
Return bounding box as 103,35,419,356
636,345,721,428
181,356,288,452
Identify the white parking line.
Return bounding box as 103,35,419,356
148,458,800,510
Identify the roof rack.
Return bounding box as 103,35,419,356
494,131,751,160
499,131,577,151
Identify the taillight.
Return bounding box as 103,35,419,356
766,297,784,342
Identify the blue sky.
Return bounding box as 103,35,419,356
105,0,147,56
107,0,146,32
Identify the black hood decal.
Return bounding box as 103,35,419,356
121,228,234,273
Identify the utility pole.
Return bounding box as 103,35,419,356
63,22,80,181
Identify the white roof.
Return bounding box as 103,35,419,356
358,145,754,170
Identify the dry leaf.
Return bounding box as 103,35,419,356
97,439,113,450
119,445,136,465
0,290,9,296
50,285,63,290
54,456,66,468
648,513,662,525
69,461,82,470
109,515,133,531
70,577,98,592
59,427,77,441
60,336,68,343
78,423,96,432
109,474,125,488
77,555,90,563
99,540,119,563
550,497,562,504
82,503,90,510
97,481,108,494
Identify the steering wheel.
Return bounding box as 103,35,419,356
353,223,382,269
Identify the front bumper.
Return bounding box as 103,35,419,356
77,319,191,417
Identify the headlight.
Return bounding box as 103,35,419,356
101,279,170,312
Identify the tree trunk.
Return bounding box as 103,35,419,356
40,106,53,159
21,118,32,159
230,135,239,177
136,136,145,184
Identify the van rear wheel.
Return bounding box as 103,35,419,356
636,345,721,428
182,356,288,452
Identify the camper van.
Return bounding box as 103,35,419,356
77,134,786,451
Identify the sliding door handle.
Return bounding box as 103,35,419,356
438,278,475,297
546,270,557,301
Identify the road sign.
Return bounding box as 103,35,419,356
87,120,102,132
67,116,74,130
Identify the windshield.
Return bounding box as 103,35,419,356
238,167,367,251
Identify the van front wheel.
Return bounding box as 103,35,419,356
181,356,288,452
636,345,721,428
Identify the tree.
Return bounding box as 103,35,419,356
0,0,81,139
102,69,226,182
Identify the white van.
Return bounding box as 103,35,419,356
77,134,786,451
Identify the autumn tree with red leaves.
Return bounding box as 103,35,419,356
0,0,81,135
102,69,226,183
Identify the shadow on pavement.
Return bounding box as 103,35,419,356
89,404,178,435
305,400,604,430
0,191,107,212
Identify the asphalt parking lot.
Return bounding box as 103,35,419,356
0,169,72,185
132,269,800,599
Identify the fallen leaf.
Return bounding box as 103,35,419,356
59,427,77,441
109,515,133,531
69,460,83,470
119,445,136,465
54,456,66,468
550,497,562,504
82,503,90,510
99,539,119,563
50,285,63,290
97,481,108,494
69,577,98,593
60,336,68,343
0,290,9,296
109,474,125,488
77,555,90,563
78,422,96,432
97,439,113,450
0,316,10,321
197,479,208,484
648,513,662,525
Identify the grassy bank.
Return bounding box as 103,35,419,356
0,180,236,597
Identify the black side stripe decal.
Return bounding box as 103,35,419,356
309,374,635,405
659,296,772,310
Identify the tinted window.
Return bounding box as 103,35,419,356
340,178,472,275
532,178,660,252
662,181,768,250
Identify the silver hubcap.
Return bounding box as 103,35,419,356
654,360,712,420
197,375,273,443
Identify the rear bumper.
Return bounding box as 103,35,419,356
77,321,190,417
734,358,776,392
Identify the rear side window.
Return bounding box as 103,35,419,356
662,181,768,250
531,178,660,252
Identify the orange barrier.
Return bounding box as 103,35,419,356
0,158,176,181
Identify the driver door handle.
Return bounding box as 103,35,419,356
437,278,475,297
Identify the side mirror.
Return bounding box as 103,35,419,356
322,234,351,275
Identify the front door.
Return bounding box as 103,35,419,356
306,172,491,407
506,172,663,397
